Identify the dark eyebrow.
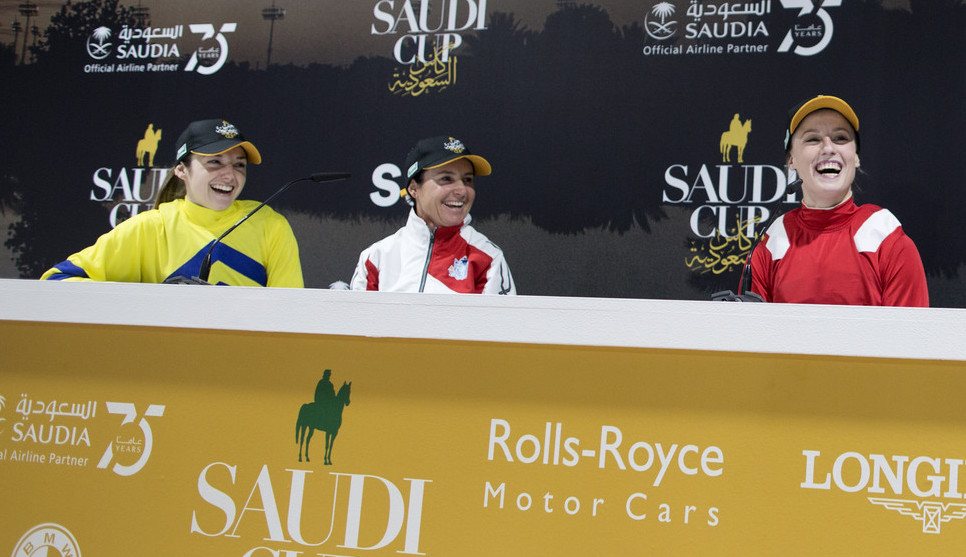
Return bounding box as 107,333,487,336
800,126,853,136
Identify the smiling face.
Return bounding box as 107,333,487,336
175,147,248,211
409,158,476,229
787,109,860,208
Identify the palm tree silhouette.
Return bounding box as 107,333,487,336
652,2,675,21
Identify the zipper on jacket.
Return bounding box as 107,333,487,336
418,229,436,292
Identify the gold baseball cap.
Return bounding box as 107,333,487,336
785,95,860,151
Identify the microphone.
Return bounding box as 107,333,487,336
735,177,801,294
785,178,803,196
165,172,351,285
712,177,801,302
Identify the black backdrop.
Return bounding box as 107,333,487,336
1,0,964,305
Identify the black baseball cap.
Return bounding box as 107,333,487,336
175,119,262,164
404,136,491,179
784,95,860,152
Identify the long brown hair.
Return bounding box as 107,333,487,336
151,157,189,210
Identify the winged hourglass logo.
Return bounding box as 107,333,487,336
868,498,966,534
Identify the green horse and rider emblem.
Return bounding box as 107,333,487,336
296,369,352,465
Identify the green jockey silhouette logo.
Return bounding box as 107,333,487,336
297,369,352,465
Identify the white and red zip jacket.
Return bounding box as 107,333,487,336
750,198,928,306
350,210,516,294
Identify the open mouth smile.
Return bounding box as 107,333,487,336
815,160,842,177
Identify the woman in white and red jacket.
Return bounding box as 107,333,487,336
350,136,515,294
750,95,928,306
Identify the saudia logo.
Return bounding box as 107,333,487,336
87,26,113,59
664,112,792,275
83,22,235,75
644,2,678,41
642,0,838,56
191,369,432,555
90,123,170,227
802,450,966,534
642,0,771,55
9,393,96,451
3,392,164,476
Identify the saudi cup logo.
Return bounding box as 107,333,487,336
87,26,113,59
645,2,678,40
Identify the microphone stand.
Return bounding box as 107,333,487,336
711,177,801,302
165,172,351,285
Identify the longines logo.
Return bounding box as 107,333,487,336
802,449,966,535
868,498,966,534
